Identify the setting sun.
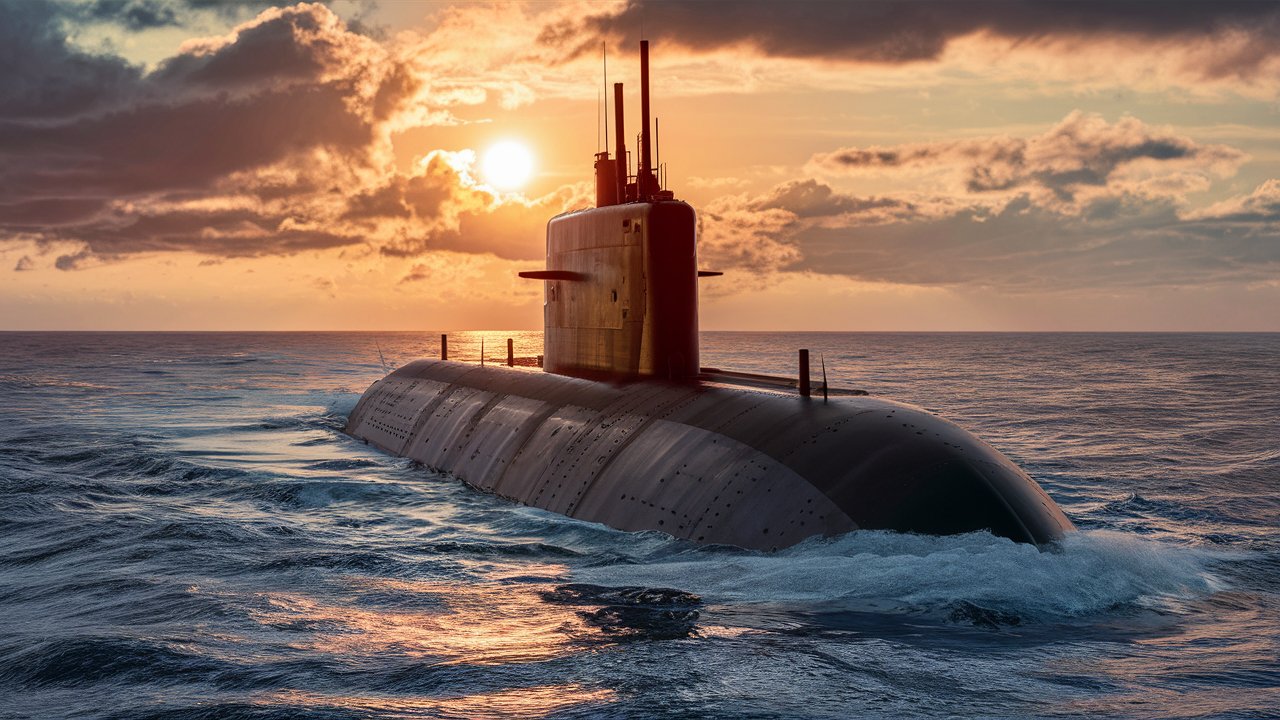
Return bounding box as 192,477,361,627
481,140,534,190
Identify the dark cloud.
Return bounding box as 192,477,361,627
50,205,351,258
1,86,373,200
786,196,1150,289
0,2,143,120
0,2,581,271
703,167,1280,291
748,179,916,219
13,255,35,271
150,5,358,92
80,0,180,30
544,0,1280,78
0,2,451,267
0,198,110,227
790,191,1280,290
69,0,345,31
54,247,101,270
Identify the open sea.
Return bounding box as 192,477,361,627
0,331,1277,719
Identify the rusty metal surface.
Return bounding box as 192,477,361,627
541,201,698,381
345,360,1074,549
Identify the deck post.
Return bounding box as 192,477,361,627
441,334,448,361
799,349,811,398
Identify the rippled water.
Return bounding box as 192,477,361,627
1,331,1276,719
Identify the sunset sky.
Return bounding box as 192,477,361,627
3,0,1279,330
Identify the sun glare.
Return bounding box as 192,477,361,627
481,140,534,191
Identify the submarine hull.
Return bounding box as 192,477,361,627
344,360,1074,549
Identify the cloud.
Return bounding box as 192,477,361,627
809,112,1246,211
747,179,924,222
722,184,1280,291
0,2,143,121
67,0,320,32
394,252,542,309
78,0,181,30
54,247,104,271
546,1,1280,77
352,151,591,262
13,255,34,271
0,2,572,269
0,3,398,235
399,263,432,284
699,196,801,275
699,116,1277,291
1188,178,1280,222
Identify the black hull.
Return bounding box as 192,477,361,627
344,360,1074,549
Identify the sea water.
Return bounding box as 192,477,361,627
1,332,1276,719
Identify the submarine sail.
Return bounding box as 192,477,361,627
344,41,1074,549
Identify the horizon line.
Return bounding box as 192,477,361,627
2,329,1278,334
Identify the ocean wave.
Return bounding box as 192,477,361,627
327,395,360,419
572,529,1231,623
0,373,114,392
303,459,382,472
0,636,229,688
223,479,422,510
411,540,584,559
224,415,332,433
251,549,403,573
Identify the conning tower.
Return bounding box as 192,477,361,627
521,41,699,381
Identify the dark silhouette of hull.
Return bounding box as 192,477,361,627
345,360,1074,548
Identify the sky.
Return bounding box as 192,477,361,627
2,0,1279,331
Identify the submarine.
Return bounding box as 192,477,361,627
344,41,1075,550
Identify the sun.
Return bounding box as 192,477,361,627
481,140,534,190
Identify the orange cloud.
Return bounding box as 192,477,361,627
1189,179,1280,222
0,2,587,272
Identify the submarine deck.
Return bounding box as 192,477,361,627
345,360,1074,549
698,367,868,397
450,357,869,398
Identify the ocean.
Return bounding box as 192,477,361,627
0,331,1276,719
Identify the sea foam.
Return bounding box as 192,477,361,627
573,529,1230,620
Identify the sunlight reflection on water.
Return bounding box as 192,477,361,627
247,571,591,667
254,684,616,719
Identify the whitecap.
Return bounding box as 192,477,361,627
572,529,1232,621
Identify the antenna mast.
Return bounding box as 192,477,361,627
603,42,608,154
614,82,627,202
655,117,660,190
639,40,653,198
593,42,620,207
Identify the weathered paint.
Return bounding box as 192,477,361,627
345,360,1075,549
542,201,698,381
